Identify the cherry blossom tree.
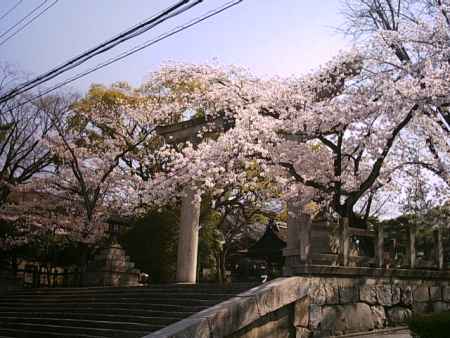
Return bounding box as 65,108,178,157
40,85,163,243
137,18,448,224
0,65,61,208
4,0,449,254
341,0,450,186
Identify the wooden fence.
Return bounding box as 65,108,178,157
1,262,83,288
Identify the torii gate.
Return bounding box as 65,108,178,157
156,116,371,283
156,116,229,283
151,59,449,283
156,116,314,283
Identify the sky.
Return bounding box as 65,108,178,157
0,0,350,94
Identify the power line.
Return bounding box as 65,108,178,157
4,0,244,114
0,0,203,104
0,0,196,102
0,0,58,47
0,0,49,40
0,0,24,22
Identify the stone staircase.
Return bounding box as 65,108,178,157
0,284,253,338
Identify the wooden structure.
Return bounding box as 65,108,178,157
246,221,287,268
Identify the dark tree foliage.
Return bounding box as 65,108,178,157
120,208,179,283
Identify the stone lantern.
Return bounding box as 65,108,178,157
83,215,141,287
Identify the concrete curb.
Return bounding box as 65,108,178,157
331,326,412,338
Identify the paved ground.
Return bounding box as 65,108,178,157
333,328,412,338
351,332,411,338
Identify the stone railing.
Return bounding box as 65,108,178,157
144,277,304,338
143,275,450,338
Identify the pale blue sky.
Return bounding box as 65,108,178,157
0,0,350,94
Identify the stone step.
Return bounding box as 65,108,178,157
0,317,163,332
0,328,104,338
0,322,149,338
15,283,253,289
6,289,246,298
0,284,255,337
0,307,194,318
0,312,181,326
0,292,241,302
0,302,209,312
0,297,222,306
8,285,252,295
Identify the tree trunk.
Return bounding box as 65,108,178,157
80,247,90,287
11,254,18,281
215,252,223,283
214,250,227,284
0,184,11,208
220,250,227,284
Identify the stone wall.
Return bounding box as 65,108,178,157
295,277,450,337
227,305,294,338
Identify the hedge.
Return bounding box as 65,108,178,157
407,311,450,338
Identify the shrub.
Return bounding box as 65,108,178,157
407,311,450,338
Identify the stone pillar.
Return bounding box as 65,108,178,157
376,222,384,268
176,187,201,283
283,199,301,274
408,224,416,269
434,226,444,270
286,200,300,252
299,212,312,265
340,217,350,266
283,196,314,274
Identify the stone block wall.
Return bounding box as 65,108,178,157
228,305,294,338
295,277,450,337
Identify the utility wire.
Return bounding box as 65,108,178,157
0,0,195,101
0,0,24,22
5,0,244,113
0,0,49,40
0,0,202,104
0,0,58,48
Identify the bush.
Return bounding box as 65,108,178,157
407,311,450,338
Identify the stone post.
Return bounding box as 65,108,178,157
286,199,300,253
376,222,384,268
299,212,312,265
340,217,350,266
408,224,416,269
434,226,444,270
283,197,313,273
176,187,201,283
283,199,301,273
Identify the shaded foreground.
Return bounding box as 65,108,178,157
0,284,253,337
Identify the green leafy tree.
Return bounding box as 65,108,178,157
120,207,178,283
